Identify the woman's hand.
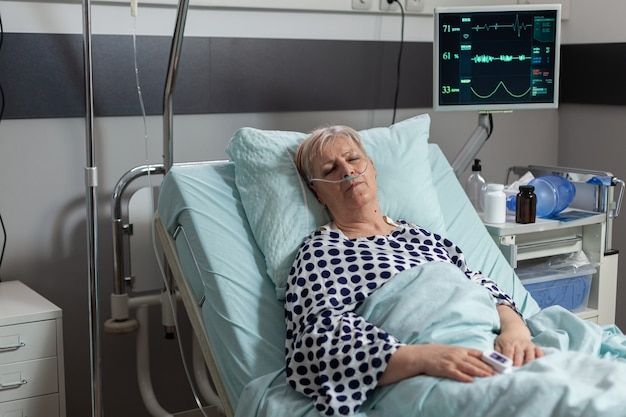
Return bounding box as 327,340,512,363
495,304,544,366
494,329,543,367
379,344,495,386
414,344,496,382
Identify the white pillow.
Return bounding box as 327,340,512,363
226,114,446,299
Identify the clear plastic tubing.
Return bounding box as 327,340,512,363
309,161,369,184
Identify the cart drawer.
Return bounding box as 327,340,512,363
0,393,59,417
0,321,57,365
0,358,58,402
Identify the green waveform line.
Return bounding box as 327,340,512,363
471,54,530,63
471,13,532,38
471,81,531,99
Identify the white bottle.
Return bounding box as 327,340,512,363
483,183,506,223
465,159,486,212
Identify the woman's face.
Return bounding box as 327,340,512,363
310,135,377,216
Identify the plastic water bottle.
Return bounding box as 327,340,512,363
483,183,506,223
506,175,576,218
466,159,486,212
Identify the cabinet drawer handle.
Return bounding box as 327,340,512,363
0,378,27,391
517,236,581,251
0,342,26,353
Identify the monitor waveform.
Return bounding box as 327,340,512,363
471,81,531,99
471,54,531,64
471,13,532,38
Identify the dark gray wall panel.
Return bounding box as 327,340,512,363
0,34,85,118
2,34,623,119
560,43,626,106
0,33,433,118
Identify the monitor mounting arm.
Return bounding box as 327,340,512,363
452,113,493,177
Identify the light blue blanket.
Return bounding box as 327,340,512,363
236,262,626,417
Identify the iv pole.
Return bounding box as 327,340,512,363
81,0,103,414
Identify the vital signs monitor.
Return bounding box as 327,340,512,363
434,5,561,111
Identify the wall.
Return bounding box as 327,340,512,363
558,0,626,330
560,0,626,44
0,2,559,416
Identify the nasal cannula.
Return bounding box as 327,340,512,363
309,161,369,184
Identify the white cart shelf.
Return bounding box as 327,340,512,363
484,211,619,325
0,281,66,417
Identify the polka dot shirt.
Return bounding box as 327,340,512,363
284,219,518,416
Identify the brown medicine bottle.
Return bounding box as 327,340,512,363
516,185,537,224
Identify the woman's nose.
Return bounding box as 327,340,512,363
337,160,354,177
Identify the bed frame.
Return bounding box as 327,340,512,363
155,213,233,416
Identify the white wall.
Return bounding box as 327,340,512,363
561,0,626,44
559,105,626,327
558,0,626,329
0,2,559,416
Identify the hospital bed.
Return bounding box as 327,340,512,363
153,126,626,417
139,0,626,414
153,135,541,417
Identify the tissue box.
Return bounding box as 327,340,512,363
516,264,595,312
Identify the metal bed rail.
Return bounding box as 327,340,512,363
111,164,165,296
163,0,190,173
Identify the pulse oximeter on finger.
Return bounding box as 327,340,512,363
481,350,513,374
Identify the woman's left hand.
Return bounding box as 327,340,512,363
494,329,543,367
494,304,544,367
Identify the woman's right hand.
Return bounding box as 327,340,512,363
379,344,495,386
413,344,495,382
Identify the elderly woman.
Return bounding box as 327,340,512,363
284,126,543,416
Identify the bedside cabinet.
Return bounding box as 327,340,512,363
0,281,66,417
485,212,618,325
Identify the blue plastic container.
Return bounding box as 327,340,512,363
517,264,595,312
506,175,576,218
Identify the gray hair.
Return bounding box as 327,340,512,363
294,125,368,183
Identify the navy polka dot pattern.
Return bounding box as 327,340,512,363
285,220,518,416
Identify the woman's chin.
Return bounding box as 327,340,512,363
344,194,376,211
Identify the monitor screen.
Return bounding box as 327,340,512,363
434,5,561,112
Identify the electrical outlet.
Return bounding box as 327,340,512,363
380,0,399,12
352,0,373,11
405,0,423,12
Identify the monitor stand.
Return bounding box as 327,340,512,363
452,113,493,177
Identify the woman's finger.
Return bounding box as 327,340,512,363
535,345,544,358
523,345,536,364
464,349,494,373
501,344,515,362
467,349,484,358
465,360,496,377
449,368,474,383
513,346,525,367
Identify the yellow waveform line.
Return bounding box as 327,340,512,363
470,81,531,99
